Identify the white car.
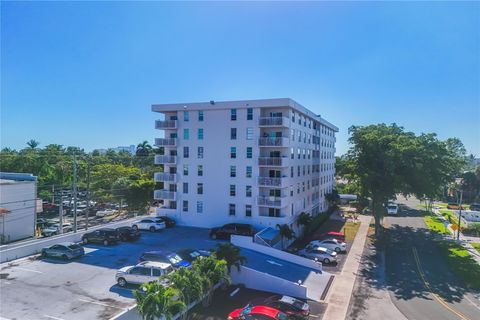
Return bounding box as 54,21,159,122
387,204,399,215
298,246,337,264
132,218,166,232
95,209,117,217
42,223,73,237
307,238,347,252
115,261,174,287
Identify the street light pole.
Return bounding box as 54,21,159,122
457,190,463,241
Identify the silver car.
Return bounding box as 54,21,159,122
115,261,174,287
41,242,85,260
298,246,337,264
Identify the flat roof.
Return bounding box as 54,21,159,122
152,98,338,131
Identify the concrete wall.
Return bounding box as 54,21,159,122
0,181,36,243
0,218,137,263
231,235,322,271
230,265,308,299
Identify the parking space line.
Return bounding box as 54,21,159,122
43,315,66,320
16,267,43,274
78,298,124,309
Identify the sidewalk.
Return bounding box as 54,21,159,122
322,215,371,320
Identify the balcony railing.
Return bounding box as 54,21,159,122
258,157,288,167
154,155,177,164
155,120,177,129
257,196,287,207
155,138,177,146
257,176,288,188
154,172,177,182
259,117,290,127
258,137,289,147
154,190,176,200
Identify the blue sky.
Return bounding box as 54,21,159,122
1,1,479,156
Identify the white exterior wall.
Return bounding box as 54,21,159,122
0,181,36,243
152,98,337,234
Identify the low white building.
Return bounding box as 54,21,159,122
0,173,37,244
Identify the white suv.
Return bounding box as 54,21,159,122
115,261,174,287
132,218,166,232
307,238,347,253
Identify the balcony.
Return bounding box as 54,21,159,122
155,155,177,164
154,172,177,182
154,190,176,200
155,138,177,147
257,176,288,188
156,206,177,215
259,117,290,127
258,137,289,147
258,157,288,167
155,120,177,129
257,196,288,208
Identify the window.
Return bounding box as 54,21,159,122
183,200,188,212
291,147,294,159
184,111,189,122
197,147,204,159
246,147,252,159
246,205,252,217
229,204,236,216
197,201,203,213
197,165,203,176
183,182,188,194
246,166,252,178
291,166,294,178
246,185,252,197
247,108,253,120
183,147,189,158
198,128,204,140
231,128,237,140
198,111,204,121
231,109,237,121
197,183,203,195
183,128,189,140
246,127,253,140
130,267,150,276
230,184,236,196
230,147,236,159
230,166,236,177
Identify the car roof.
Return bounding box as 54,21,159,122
138,261,171,269
56,242,77,246
143,250,172,256
98,228,116,231
250,306,280,317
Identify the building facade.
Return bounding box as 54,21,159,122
152,98,337,233
0,172,37,244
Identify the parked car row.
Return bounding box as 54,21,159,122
228,295,310,320
295,232,348,265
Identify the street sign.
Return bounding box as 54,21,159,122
451,224,458,231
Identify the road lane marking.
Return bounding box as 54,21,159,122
266,260,283,267
16,267,43,274
43,315,65,320
78,298,124,309
412,247,469,320
464,295,480,311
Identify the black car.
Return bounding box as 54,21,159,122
209,223,254,240
470,203,480,211
177,248,211,262
82,228,120,245
155,216,176,228
116,226,141,241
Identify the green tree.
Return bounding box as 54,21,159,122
214,243,246,272
276,224,295,249
26,139,40,149
166,267,204,307
136,140,153,156
191,256,230,305
134,282,185,320
125,175,155,213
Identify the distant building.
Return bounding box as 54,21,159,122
94,145,137,155
152,98,338,236
0,172,38,243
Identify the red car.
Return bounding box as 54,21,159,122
228,306,288,320
324,231,345,242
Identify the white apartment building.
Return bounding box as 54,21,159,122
152,98,337,234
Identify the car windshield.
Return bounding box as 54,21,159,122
189,251,201,258
68,244,81,250
387,206,397,210
167,254,183,264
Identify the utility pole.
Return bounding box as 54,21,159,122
59,198,63,234
457,189,463,240
52,185,55,204
86,157,91,230
73,153,78,233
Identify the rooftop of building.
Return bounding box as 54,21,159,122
152,98,339,131
0,172,37,184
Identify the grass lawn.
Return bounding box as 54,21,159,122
438,209,467,228
472,243,480,254
423,214,451,235
437,241,480,290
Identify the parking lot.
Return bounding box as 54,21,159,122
0,226,219,320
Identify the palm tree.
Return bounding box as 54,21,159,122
276,224,296,249
134,282,185,320
136,140,153,156
26,139,40,149
296,212,312,238
214,243,246,272
191,256,230,306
